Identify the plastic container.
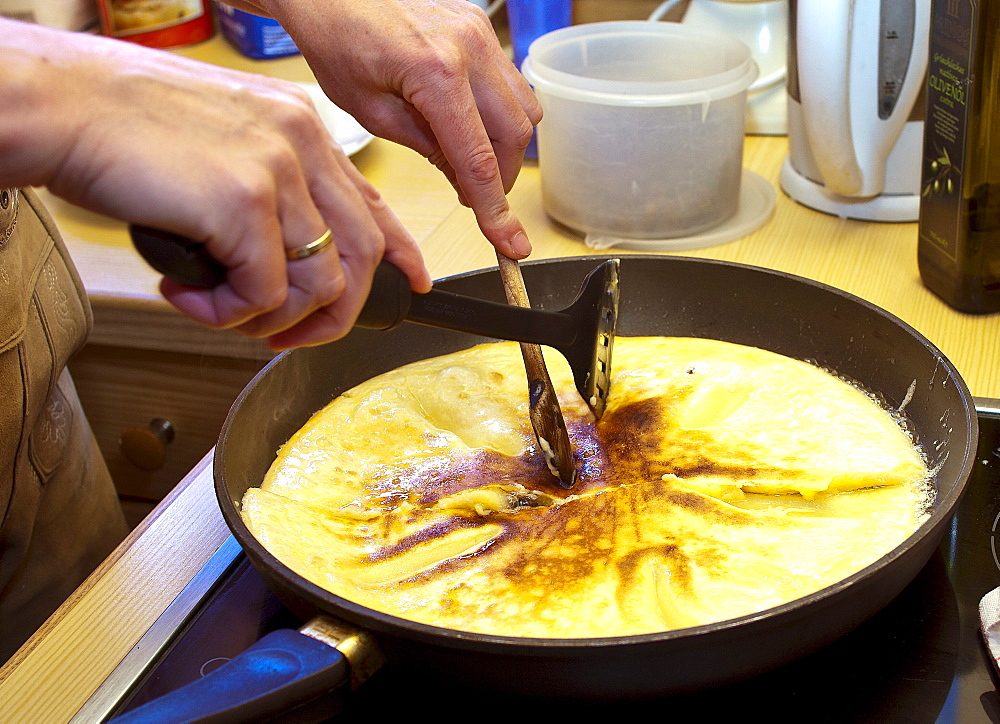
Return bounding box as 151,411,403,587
522,21,758,239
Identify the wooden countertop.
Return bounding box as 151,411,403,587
3,28,999,724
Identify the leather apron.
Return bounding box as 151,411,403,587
0,188,127,664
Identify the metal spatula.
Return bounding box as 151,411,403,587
356,255,619,419
356,254,619,489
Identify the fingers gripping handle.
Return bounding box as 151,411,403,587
128,224,414,329
127,225,576,344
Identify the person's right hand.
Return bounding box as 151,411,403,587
255,0,544,259
1,19,431,350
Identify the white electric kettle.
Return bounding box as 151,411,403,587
780,0,929,221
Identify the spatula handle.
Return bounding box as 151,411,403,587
127,224,574,344
129,225,227,288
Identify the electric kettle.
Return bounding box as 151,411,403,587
780,0,929,221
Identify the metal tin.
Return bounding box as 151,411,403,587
96,0,214,49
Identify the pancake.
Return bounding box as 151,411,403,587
240,337,932,638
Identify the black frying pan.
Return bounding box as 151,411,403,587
114,255,979,720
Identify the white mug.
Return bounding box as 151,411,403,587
648,0,789,134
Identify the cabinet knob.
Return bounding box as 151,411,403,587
120,418,175,472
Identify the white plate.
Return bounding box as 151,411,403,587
294,81,375,156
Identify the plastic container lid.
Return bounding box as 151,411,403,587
522,20,758,107
582,171,776,251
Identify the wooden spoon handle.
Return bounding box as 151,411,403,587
495,253,577,487
495,253,533,306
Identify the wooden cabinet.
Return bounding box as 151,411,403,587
69,344,265,503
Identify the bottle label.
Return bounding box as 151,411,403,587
919,0,977,263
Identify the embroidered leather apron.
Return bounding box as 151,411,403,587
0,188,127,664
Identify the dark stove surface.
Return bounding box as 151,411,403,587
111,411,1000,723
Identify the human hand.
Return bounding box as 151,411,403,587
2,21,430,350
258,0,543,259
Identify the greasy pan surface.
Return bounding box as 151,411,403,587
214,255,978,699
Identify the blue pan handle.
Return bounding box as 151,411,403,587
108,629,350,722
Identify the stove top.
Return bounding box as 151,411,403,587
83,405,1000,722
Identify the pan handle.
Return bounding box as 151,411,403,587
108,629,350,722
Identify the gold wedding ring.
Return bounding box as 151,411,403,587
286,229,333,261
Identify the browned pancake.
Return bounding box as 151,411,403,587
241,338,931,638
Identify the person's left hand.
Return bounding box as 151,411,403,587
2,22,431,351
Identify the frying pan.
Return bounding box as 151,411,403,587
115,255,979,719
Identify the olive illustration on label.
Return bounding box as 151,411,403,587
923,146,959,197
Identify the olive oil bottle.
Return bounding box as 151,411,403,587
918,0,1000,313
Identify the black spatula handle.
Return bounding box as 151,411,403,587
129,225,227,288
357,261,575,345
127,224,571,343
355,258,413,330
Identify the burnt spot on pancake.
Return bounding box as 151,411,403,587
586,395,804,497
605,392,813,487
364,515,486,564
354,389,809,603
366,475,745,614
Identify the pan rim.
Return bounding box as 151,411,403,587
214,254,980,655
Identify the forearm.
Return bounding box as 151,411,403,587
0,17,304,215
0,19,88,190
